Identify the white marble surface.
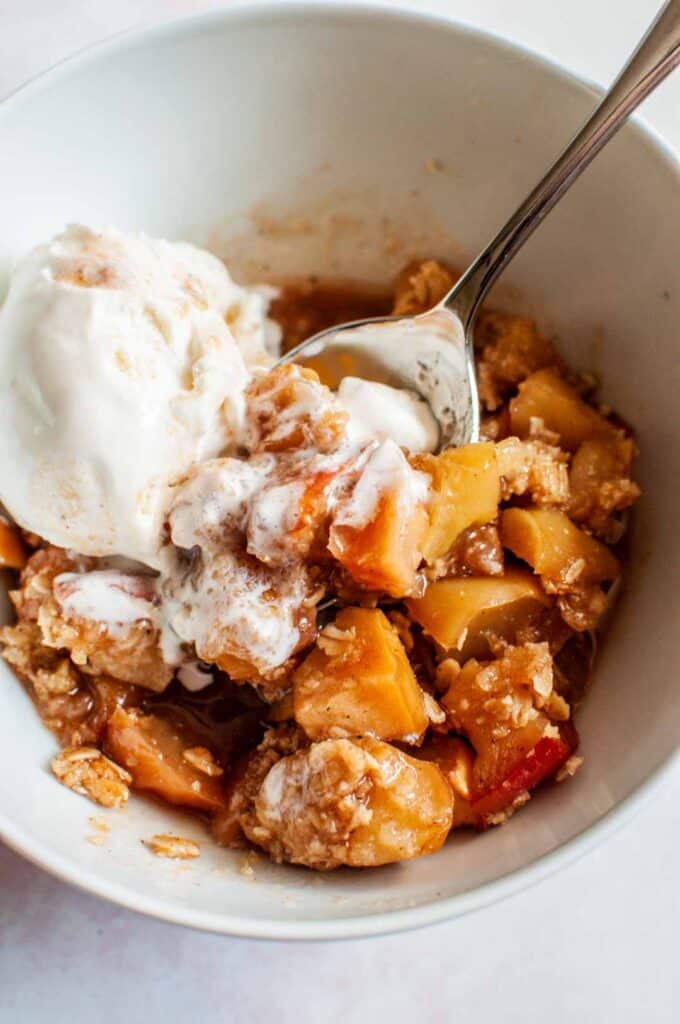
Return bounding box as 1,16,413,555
0,1,678,1021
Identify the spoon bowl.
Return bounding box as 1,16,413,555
281,308,478,450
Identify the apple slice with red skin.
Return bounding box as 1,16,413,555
468,723,578,828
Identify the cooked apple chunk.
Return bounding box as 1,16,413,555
412,733,478,827
413,443,500,564
242,737,453,869
440,643,572,793
495,436,570,507
0,517,27,569
328,440,430,597
414,734,474,798
470,732,576,826
568,436,640,542
293,607,430,743
509,368,618,451
407,569,550,661
105,708,227,812
501,507,620,587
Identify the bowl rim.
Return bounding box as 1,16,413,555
1,0,678,942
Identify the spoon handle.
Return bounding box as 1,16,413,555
444,0,680,327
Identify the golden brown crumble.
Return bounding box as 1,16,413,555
386,609,415,653
212,725,307,849
568,436,640,543
496,437,570,507
556,755,584,782
526,416,561,446
39,595,171,692
182,747,224,777
474,311,558,411
0,620,102,746
51,746,131,808
86,817,111,846
315,624,355,659
88,816,111,832
441,642,565,788
557,587,609,632
145,834,201,859
392,260,458,316
243,738,377,869
9,545,171,692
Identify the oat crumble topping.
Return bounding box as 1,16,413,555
145,834,201,860
182,747,224,777
556,755,584,782
51,747,131,808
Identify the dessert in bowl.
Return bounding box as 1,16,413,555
0,225,634,866
0,4,678,938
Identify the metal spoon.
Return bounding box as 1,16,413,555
279,0,680,450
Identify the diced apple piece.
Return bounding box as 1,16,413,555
442,656,550,788
467,730,577,827
293,607,429,743
329,490,428,596
413,733,478,824
328,443,429,597
349,739,453,865
86,676,143,741
440,643,572,797
413,734,475,798
570,436,636,493
0,518,27,570
501,508,620,586
105,708,226,812
411,700,577,827
245,737,453,868
509,368,617,451
413,443,500,564
568,436,640,539
407,569,550,660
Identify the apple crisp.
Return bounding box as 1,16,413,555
0,259,641,871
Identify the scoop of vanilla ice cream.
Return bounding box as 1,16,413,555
0,225,277,566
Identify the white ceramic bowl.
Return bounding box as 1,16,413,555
1,3,678,940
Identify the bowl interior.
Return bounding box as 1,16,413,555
0,5,678,939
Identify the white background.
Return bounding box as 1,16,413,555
0,1,678,1021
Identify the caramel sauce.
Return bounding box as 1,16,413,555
145,678,265,766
